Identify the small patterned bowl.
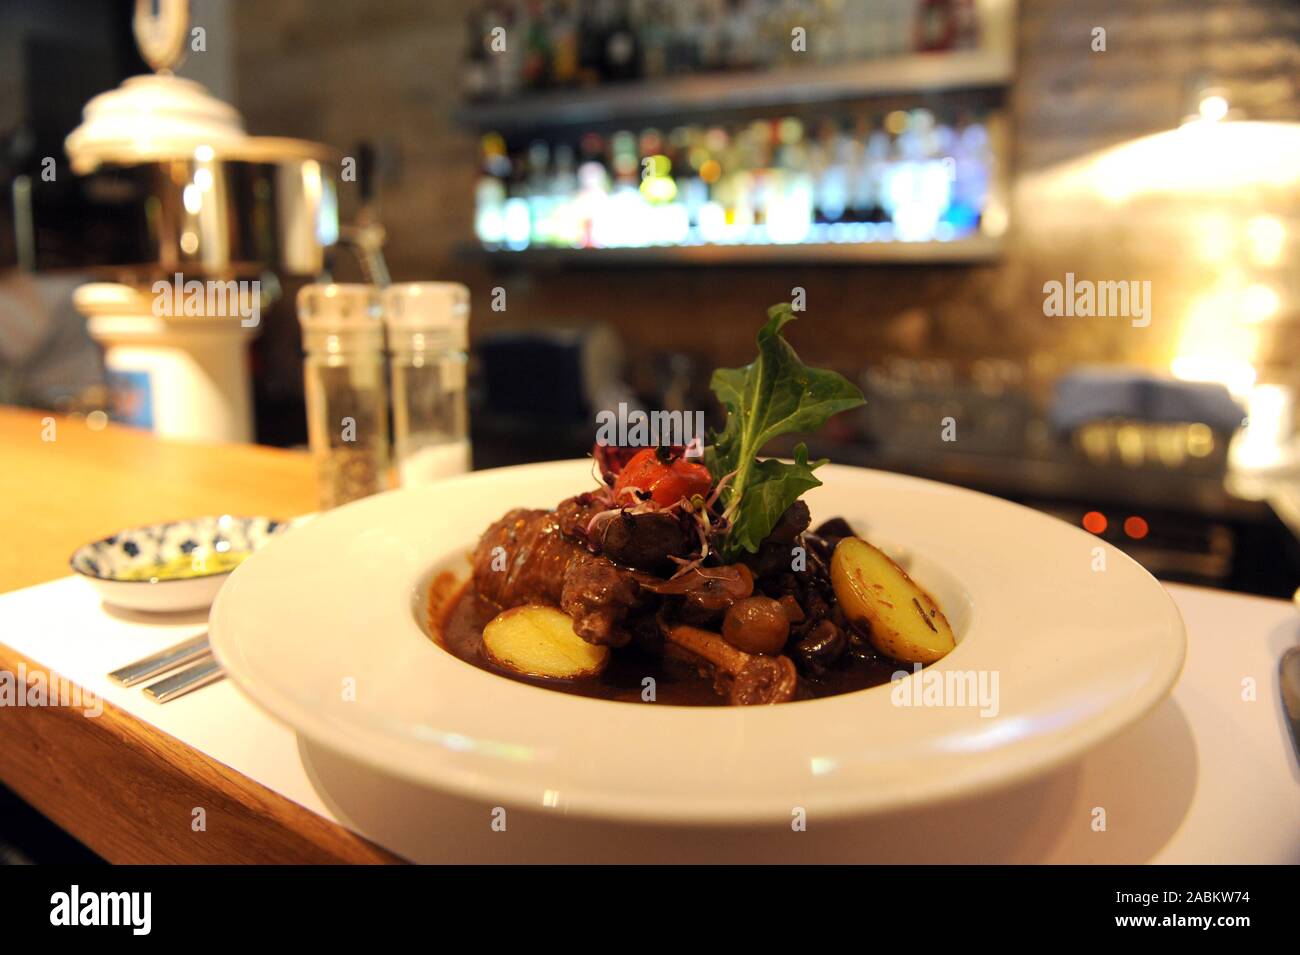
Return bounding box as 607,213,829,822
70,515,287,612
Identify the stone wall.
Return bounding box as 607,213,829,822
230,0,1299,391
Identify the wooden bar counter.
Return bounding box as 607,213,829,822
0,406,400,863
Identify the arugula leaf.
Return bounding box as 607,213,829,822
706,304,865,558
722,444,828,556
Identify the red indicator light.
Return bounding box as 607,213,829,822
1124,516,1149,539
1082,511,1107,534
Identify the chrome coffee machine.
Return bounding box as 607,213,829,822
63,0,355,444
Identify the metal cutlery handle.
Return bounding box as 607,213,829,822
142,654,225,703
108,634,211,687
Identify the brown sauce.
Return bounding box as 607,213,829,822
426,572,903,706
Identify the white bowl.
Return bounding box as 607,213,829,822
71,515,287,612
210,461,1185,825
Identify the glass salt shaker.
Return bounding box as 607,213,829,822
296,283,390,509
382,282,471,485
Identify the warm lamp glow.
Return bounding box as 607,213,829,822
1233,384,1292,471
1168,275,1281,397
1244,215,1287,266
1192,213,1235,262
182,182,202,214
1198,94,1229,123
1171,356,1257,397
1028,121,1300,205
1240,284,1280,323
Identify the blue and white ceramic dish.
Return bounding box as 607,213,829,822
70,515,287,612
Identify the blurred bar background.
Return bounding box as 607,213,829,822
2,0,1299,596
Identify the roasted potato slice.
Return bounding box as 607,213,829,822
830,537,955,664
483,605,609,680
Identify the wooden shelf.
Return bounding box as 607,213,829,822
471,235,1003,267
456,48,1014,131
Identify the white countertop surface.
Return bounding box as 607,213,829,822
1,575,1296,863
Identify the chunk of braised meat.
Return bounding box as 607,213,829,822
555,494,606,541
560,559,640,647
596,510,693,572
771,500,813,542
471,508,637,646
472,508,566,605
812,516,857,544
555,493,694,572
738,500,812,577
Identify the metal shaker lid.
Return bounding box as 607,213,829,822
297,284,385,353
383,283,470,352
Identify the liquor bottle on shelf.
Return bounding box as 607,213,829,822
637,0,671,79
522,0,552,90
694,0,725,71
486,1,523,98
524,139,552,244
602,0,642,82
502,158,532,249
916,0,958,52
576,0,605,86
953,0,980,49
674,131,707,232
475,103,996,251
555,142,584,245
461,0,996,101
463,4,491,100
475,132,512,246
810,121,840,225
549,0,581,86
720,0,758,71
665,0,700,74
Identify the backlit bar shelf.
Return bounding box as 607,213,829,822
456,49,1014,132
473,235,1004,267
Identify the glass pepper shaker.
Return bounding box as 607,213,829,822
382,282,471,485
296,283,390,509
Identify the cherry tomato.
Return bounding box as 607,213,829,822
613,448,712,508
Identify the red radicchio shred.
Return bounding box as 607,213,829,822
591,444,641,485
